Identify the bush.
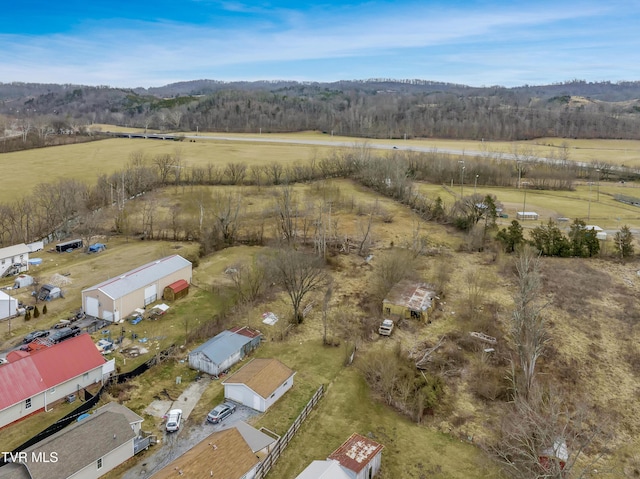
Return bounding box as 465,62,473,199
42,304,47,315
33,306,40,318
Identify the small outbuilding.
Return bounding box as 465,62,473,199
328,433,384,479
188,326,262,376
13,274,34,289
516,211,539,220
38,284,62,301
383,279,437,322
584,225,607,241
222,358,295,412
163,279,189,301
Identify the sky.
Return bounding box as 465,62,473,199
1,0,639,89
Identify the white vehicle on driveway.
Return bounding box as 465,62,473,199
165,409,183,432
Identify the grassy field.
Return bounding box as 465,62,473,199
417,181,640,232
2,128,640,204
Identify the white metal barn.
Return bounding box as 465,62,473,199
0,290,18,320
81,255,192,322
222,358,295,412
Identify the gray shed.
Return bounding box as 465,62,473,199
189,327,262,376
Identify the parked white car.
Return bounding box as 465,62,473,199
165,409,182,432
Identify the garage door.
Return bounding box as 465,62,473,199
144,285,157,306
85,297,99,317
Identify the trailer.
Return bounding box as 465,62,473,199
56,238,83,253
26,241,44,252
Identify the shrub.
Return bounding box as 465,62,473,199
33,306,40,318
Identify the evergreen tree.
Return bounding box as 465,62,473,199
497,220,525,253
33,306,40,318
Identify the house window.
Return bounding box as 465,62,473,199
50,387,56,395
25,398,32,409
97,458,103,470
84,372,89,380
270,393,276,398
282,381,288,388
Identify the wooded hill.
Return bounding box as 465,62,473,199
1,79,640,141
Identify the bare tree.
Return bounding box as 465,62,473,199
511,246,547,400
212,192,242,246
272,249,328,324
495,386,611,479
275,185,299,246
322,279,334,345
229,256,269,304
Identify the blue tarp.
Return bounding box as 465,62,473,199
88,243,106,253
28,258,43,265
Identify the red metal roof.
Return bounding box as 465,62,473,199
229,325,262,339
0,334,105,412
328,433,384,474
166,279,189,293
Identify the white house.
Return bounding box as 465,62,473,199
81,255,192,322
11,402,138,479
0,334,108,430
0,243,29,277
222,358,295,412
0,290,19,321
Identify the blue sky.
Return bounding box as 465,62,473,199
1,0,639,88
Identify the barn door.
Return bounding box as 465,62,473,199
144,285,157,305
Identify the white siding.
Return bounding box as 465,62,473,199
224,384,266,412
264,377,293,412
67,439,134,479
85,297,99,317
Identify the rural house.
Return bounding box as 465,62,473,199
81,255,192,322
382,279,437,322
222,358,295,412
328,433,384,479
0,334,111,430
296,433,384,479
151,424,274,479
0,243,29,277
188,326,262,377
7,402,138,479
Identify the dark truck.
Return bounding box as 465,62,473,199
49,326,81,344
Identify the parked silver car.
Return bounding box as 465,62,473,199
206,402,236,424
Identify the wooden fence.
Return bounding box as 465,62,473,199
254,384,325,479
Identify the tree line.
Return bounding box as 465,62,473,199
2,79,640,142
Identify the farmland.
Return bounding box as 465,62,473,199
2,132,640,478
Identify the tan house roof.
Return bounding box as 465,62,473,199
151,427,259,479
223,358,295,399
383,279,436,312
22,410,135,479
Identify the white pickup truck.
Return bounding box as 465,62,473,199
378,319,394,336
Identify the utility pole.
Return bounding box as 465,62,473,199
458,160,465,197
474,175,479,195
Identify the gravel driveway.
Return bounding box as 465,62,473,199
121,402,259,478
